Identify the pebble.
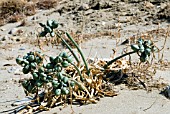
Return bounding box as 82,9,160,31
160,3,167,9
144,1,154,9
78,3,90,11
8,28,23,36
1,35,9,41
8,67,23,75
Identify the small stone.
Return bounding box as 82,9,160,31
144,2,154,9
160,3,167,9
0,28,6,31
78,3,90,11
1,36,8,41
8,28,23,36
84,9,94,15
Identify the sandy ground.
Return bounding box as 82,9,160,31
0,0,170,114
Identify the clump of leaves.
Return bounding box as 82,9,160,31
39,20,58,37
104,38,157,69
131,38,157,62
16,51,116,113
16,51,75,96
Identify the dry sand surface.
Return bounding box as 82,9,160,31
0,0,170,114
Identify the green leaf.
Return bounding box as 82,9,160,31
62,61,69,68
16,58,23,65
39,31,47,37
39,23,45,27
23,65,30,74
52,20,58,29
44,25,52,33
131,44,139,51
55,89,61,96
47,20,53,28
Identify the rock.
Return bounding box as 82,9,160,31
78,3,90,11
84,9,94,15
10,36,25,42
0,28,6,31
8,28,23,36
1,36,9,41
144,1,154,9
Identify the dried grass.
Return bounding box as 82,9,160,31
0,0,35,26
0,0,59,26
36,0,59,10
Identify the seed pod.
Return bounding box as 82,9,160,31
39,31,47,37
16,58,23,65
28,55,35,62
131,44,139,51
52,80,60,88
62,61,69,68
138,38,144,45
52,80,59,85
36,57,43,64
62,76,68,83
44,25,52,33
61,87,69,95
22,80,28,87
36,80,42,87
52,20,58,29
56,72,63,80
46,63,53,69
40,72,47,78
61,81,67,87
55,89,61,96
139,45,145,53
47,20,53,28
67,56,73,63
70,81,75,87
60,52,68,58
55,56,63,63
23,65,30,74
46,69,53,73
30,62,37,69
38,67,44,73
145,48,151,56
32,72,39,79
47,76,53,81
50,56,55,63
23,59,29,65
29,52,34,55
41,76,47,81
54,65,62,72
23,55,28,59
28,85,33,92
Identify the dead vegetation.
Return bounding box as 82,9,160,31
0,0,59,26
